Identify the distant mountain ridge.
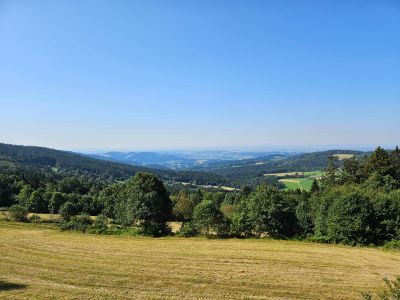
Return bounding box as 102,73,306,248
86,150,288,170
206,150,367,178
0,143,367,189
0,143,233,187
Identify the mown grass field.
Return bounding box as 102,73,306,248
265,170,324,191
279,178,314,191
1,221,400,299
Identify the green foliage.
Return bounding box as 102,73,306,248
8,204,28,222
61,214,92,232
29,214,42,223
310,179,320,193
362,276,400,300
296,196,314,236
27,189,48,213
383,240,400,251
0,174,20,207
230,210,253,238
89,214,109,233
16,185,33,208
178,222,199,237
341,156,362,184
326,187,375,245
371,191,400,243
115,172,172,236
59,201,77,222
48,192,67,214
2,144,400,245
320,155,338,188
173,191,195,221
248,185,296,238
193,200,224,236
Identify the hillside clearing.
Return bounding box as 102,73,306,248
333,154,354,160
1,222,399,299
279,178,314,191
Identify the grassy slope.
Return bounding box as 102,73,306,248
279,178,314,190
1,222,400,299
277,170,324,191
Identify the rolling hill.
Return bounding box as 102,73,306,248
0,143,232,187
205,150,366,178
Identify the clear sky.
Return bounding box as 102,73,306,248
0,1,399,151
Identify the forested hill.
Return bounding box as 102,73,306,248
0,143,366,188
0,143,276,188
208,150,366,177
0,143,231,186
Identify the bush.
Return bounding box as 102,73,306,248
29,214,41,223
140,220,171,237
178,222,199,237
8,205,28,222
88,214,109,234
383,240,400,251
61,214,92,232
362,276,400,299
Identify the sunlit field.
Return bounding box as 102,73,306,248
1,221,399,299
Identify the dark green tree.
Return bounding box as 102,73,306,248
117,172,172,236
296,196,314,236
363,147,391,178
248,185,296,238
321,155,338,188
48,192,67,214
59,201,77,222
341,156,362,184
326,187,375,245
192,200,224,236
310,179,320,193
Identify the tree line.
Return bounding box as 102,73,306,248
2,146,400,246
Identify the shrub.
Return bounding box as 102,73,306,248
383,240,400,251
140,220,171,237
362,276,400,299
178,222,199,237
61,214,92,232
8,205,28,222
29,214,42,223
89,214,109,234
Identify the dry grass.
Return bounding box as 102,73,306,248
265,172,304,177
1,221,399,299
333,154,354,160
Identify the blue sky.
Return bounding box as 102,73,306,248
0,0,399,151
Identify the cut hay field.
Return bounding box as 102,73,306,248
1,222,400,299
333,153,354,160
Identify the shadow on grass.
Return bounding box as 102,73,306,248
0,280,27,291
